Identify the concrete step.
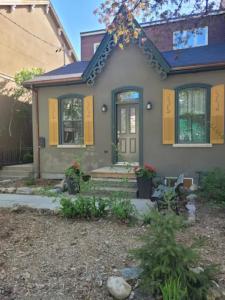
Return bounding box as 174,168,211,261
0,164,33,179
91,177,137,188
0,164,33,171
90,166,135,179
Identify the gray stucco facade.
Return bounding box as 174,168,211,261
33,45,225,181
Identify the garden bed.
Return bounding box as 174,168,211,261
0,201,225,299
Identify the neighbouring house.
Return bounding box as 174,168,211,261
0,0,77,165
24,8,225,184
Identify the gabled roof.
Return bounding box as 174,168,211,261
23,42,225,88
0,0,78,61
82,7,171,85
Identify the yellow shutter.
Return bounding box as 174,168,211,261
210,84,224,144
162,89,175,144
48,98,59,146
84,95,94,145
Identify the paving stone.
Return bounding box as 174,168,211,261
16,187,33,195
5,187,16,194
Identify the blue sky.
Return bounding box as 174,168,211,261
51,0,103,59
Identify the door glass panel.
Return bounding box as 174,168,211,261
121,108,126,134
117,91,139,103
130,107,136,134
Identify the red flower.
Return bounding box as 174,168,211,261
144,163,156,173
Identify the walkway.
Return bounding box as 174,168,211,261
0,194,155,214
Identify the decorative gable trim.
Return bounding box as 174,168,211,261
82,33,115,86
82,12,171,86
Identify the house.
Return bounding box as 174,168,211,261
0,0,77,163
24,8,225,183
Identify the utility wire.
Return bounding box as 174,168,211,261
0,11,61,50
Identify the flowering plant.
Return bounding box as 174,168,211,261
134,163,156,179
65,161,81,179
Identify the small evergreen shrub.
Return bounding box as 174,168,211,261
201,168,225,205
132,211,217,300
111,199,137,222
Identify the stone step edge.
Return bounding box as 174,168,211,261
90,172,135,179
91,177,136,183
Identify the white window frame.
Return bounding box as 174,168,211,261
173,26,208,50
93,42,100,53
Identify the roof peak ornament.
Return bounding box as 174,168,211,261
83,5,170,86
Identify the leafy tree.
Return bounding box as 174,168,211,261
12,68,44,103
94,0,219,48
0,68,43,141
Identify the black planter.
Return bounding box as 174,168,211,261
66,176,80,195
82,174,91,182
136,177,153,199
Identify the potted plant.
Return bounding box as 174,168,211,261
65,161,81,195
134,163,156,199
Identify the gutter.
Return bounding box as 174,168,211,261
170,62,225,74
24,76,84,88
33,88,41,179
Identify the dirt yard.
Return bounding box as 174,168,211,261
0,202,225,300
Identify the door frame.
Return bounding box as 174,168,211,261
111,86,143,166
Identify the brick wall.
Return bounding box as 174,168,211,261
81,13,225,61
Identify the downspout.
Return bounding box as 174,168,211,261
33,87,41,179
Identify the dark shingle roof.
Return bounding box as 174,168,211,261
163,43,225,68
36,42,225,81
43,61,89,76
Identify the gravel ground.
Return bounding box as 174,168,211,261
0,201,225,300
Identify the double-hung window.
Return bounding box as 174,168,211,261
176,86,210,144
60,95,84,145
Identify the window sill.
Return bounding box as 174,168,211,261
57,145,86,149
173,143,212,148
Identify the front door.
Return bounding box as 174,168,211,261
116,92,140,164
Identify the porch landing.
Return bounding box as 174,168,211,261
90,166,135,179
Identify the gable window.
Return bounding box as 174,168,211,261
93,42,100,53
176,86,209,144
173,27,208,50
60,95,83,145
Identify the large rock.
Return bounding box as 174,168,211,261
107,276,132,300
16,187,33,195
54,179,67,192
5,187,16,194
129,288,154,300
119,267,143,281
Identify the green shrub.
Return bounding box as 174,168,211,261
23,152,33,163
25,177,36,186
160,278,187,300
111,199,137,222
59,196,108,219
132,211,217,299
201,168,225,205
143,208,154,225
